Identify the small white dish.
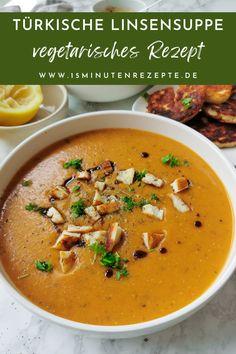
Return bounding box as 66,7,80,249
91,0,146,12
67,85,147,102
0,85,68,147
0,110,236,338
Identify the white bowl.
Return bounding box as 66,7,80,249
66,85,148,102
0,111,236,338
0,85,68,147
91,0,146,12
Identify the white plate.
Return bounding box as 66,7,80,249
132,85,236,166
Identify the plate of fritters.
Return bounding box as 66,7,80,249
133,85,236,149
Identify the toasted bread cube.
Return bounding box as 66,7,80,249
84,231,107,245
170,194,190,213
50,186,69,200
142,232,165,250
67,224,93,233
92,190,107,206
142,173,164,188
77,171,91,180
59,250,77,273
94,181,106,192
106,222,123,251
52,231,81,250
47,206,65,224
96,201,120,215
170,177,191,193
85,206,101,221
142,204,164,220
99,160,114,174
116,168,135,185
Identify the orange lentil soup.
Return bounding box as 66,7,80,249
0,129,233,325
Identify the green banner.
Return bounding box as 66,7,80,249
0,12,235,84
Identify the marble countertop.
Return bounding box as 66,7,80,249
1,1,236,353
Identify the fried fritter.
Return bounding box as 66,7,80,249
147,85,205,123
188,115,236,148
203,95,236,124
205,85,232,104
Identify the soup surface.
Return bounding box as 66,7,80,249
0,129,232,325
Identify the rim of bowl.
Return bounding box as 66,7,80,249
91,0,146,12
1,110,236,334
0,85,68,131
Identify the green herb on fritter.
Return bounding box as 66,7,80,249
181,97,192,109
134,169,147,182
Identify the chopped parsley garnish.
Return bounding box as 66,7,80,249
35,260,53,272
25,203,48,215
134,169,147,182
161,154,180,168
116,268,129,280
89,242,129,280
90,242,106,256
122,196,136,211
22,180,32,187
181,97,192,109
122,196,147,211
63,159,83,170
151,193,159,201
72,185,80,193
183,160,190,167
142,92,149,101
70,199,86,218
128,187,135,193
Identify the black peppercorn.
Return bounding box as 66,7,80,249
141,152,149,158
105,269,113,278
133,250,147,259
159,247,168,254
194,220,202,228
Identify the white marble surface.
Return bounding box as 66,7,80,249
1,1,236,353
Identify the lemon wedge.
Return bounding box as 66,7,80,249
0,85,43,126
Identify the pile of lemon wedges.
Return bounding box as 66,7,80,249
0,85,43,126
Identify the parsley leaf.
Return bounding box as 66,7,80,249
122,196,147,211
151,193,159,201
25,203,48,215
134,169,147,182
183,160,190,167
63,159,83,170
122,196,136,211
161,154,180,168
22,180,32,187
72,185,80,193
181,97,192,109
89,243,106,256
89,242,129,280
70,199,86,218
35,260,53,272
116,268,129,280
